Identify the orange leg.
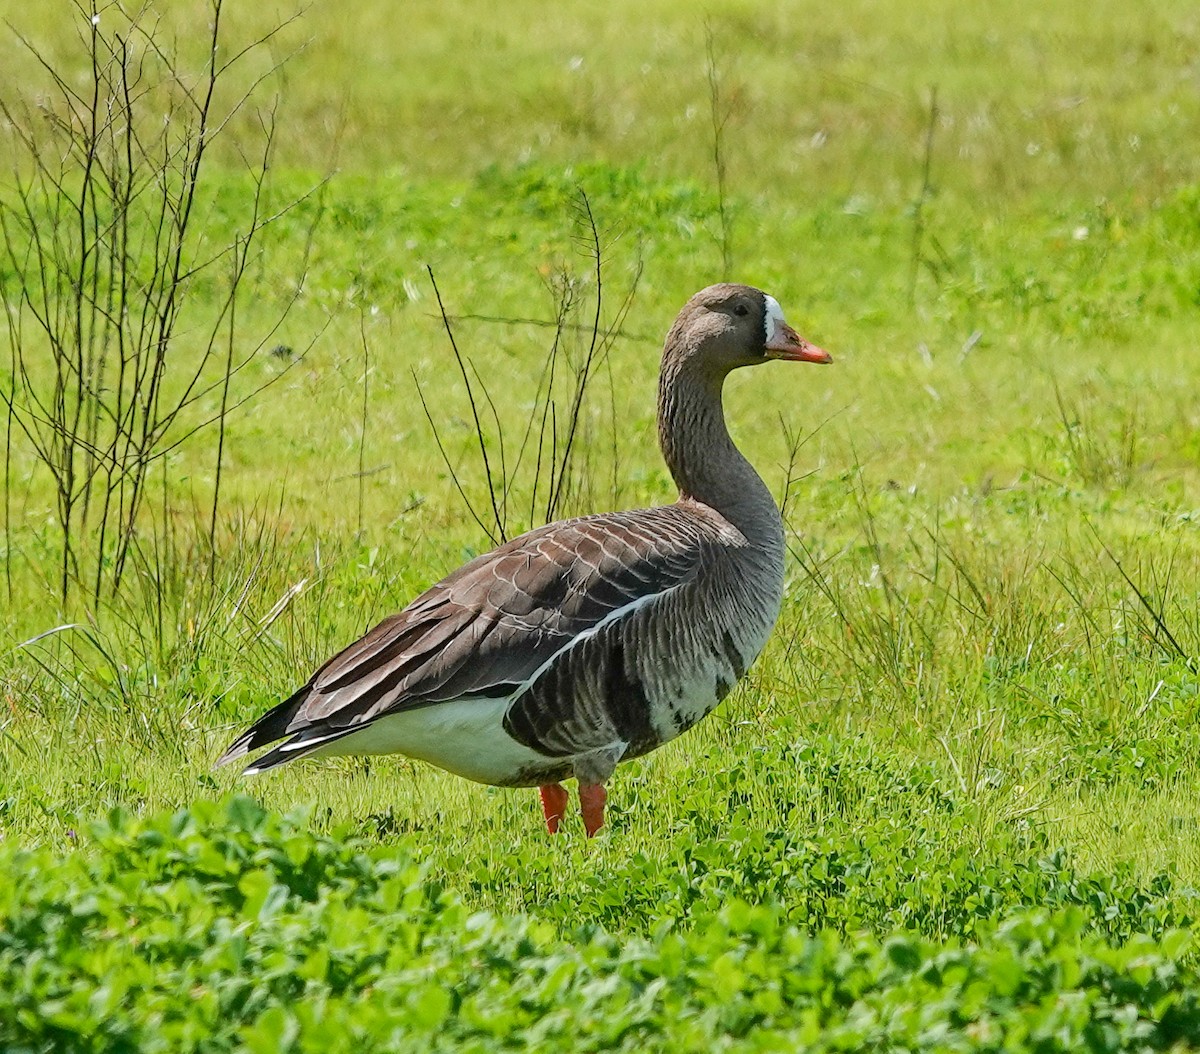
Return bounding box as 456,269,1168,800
539,783,569,834
579,783,607,838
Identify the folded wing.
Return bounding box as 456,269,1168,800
215,507,713,772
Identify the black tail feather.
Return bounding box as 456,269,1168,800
239,725,361,774
213,684,312,771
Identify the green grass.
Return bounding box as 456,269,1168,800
3,0,1200,1049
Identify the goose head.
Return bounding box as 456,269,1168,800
663,283,831,377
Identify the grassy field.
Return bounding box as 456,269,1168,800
3,0,1200,1049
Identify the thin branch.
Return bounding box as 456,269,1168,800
908,85,938,307
547,189,604,521
425,265,506,542
443,312,656,345
705,21,734,280
356,308,371,540
411,369,497,546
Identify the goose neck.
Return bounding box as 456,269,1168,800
657,358,779,540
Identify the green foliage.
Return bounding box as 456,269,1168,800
2,798,1198,1053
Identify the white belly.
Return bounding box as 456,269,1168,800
310,696,549,786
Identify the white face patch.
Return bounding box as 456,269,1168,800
763,294,787,343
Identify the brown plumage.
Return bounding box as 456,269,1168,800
216,283,831,835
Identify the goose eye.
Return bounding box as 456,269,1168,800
733,304,749,317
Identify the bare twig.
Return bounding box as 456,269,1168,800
412,368,497,545
547,190,604,522
909,85,939,307
705,21,734,280
425,266,506,543
420,189,640,543
356,308,372,540
443,312,656,345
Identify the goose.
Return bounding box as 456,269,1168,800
216,283,831,836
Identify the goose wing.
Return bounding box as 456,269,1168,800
216,507,715,771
